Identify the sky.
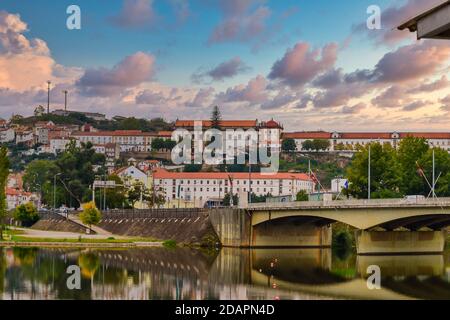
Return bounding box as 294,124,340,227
0,0,449,131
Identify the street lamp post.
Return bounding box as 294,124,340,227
47,81,51,114
53,173,62,213
368,144,371,200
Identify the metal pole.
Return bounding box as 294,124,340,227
248,162,252,204
53,175,56,213
432,149,436,198
368,145,371,200
63,90,68,111
47,81,51,114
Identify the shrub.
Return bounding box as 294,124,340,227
79,202,101,228
14,202,39,227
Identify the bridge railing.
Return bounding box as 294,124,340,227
247,197,450,210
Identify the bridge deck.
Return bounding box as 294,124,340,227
247,198,450,211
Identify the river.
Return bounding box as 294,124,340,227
0,246,449,300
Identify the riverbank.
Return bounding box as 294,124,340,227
0,227,165,248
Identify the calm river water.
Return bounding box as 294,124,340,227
0,246,449,300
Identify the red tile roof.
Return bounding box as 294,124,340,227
283,132,331,139
71,130,158,137
399,132,450,139
152,169,311,181
339,132,393,139
175,120,258,128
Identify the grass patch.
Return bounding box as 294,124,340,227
6,235,159,244
162,239,177,248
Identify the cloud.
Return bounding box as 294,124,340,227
312,68,344,89
185,87,215,108
341,102,366,114
371,85,409,108
0,10,56,91
192,57,250,83
268,42,338,88
407,76,449,94
372,41,450,83
208,0,271,45
110,0,158,29
403,100,429,111
216,75,268,104
260,90,299,110
353,0,446,45
76,52,156,97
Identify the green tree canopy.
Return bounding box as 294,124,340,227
346,142,402,199
14,203,39,227
282,138,297,152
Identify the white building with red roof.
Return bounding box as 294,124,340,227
152,168,314,207
71,130,158,153
283,131,450,152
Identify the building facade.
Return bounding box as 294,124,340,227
152,169,314,207
283,131,450,152
71,130,158,153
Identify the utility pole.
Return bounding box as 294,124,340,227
47,81,51,114
62,90,68,111
368,144,371,200
432,149,436,198
53,173,61,213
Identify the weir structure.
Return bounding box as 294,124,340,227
209,198,450,254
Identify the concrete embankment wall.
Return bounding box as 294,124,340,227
33,209,219,246
97,209,219,246
32,213,89,234
95,210,218,245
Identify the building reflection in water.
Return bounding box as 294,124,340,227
0,247,449,300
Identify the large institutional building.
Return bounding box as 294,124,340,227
283,131,450,152
152,168,314,207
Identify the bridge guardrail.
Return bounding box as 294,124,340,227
247,197,450,210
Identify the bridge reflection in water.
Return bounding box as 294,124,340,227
0,247,449,300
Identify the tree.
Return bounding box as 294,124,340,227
14,203,39,227
419,148,450,197
312,139,331,151
34,105,46,117
296,190,309,201
127,181,151,208
282,139,297,152
23,160,59,193
346,142,402,199
210,106,222,129
223,193,238,206
0,147,9,240
80,202,101,230
302,140,314,151
103,175,128,209
397,136,429,196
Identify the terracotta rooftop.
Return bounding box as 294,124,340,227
152,168,311,181
71,130,158,137
175,120,258,128
283,132,331,139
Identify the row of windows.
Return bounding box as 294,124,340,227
158,179,309,186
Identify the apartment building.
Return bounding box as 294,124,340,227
152,169,314,207
71,130,158,153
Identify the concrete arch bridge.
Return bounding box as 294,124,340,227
209,198,450,254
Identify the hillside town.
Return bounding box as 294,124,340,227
3,106,450,211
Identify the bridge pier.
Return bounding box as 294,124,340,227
251,220,331,247
209,209,331,248
355,230,446,255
